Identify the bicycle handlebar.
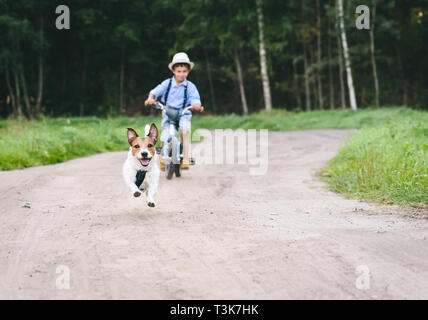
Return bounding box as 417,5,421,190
145,101,204,114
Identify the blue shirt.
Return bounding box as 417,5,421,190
150,77,201,109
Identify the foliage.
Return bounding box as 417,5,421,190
0,0,426,117
321,114,428,204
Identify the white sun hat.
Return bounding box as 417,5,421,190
168,52,194,71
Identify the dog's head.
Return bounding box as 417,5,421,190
127,124,158,167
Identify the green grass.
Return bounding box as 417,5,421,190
193,106,425,130
1,106,427,205
0,116,161,170
320,116,428,205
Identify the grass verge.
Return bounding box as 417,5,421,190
319,117,428,205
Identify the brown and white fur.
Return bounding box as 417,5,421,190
123,124,160,207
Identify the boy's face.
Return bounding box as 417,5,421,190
172,65,190,83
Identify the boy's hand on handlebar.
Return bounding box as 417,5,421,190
145,97,156,106
192,104,203,112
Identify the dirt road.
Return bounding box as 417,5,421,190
1,129,427,299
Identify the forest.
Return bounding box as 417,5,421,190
0,0,426,118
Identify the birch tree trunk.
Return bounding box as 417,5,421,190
316,0,323,109
233,47,249,115
256,0,272,111
369,6,380,107
337,36,346,109
337,0,358,110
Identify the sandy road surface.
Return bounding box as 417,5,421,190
1,129,428,299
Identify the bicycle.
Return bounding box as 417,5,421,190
145,101,204,180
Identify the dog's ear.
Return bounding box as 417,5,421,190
147,123,158,145
127,128,139,145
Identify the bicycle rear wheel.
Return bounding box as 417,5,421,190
166,147,174,180
166,162,175,179
174,163,181,177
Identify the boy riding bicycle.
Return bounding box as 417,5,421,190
145,52,202,170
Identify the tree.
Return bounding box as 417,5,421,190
256,0,272,111
315,0,323,109
337,0,357,110
326,1,335,109
1,0,427,118
337,36,346,109
175,0,223,114
0,0,45,119
369,4,380,107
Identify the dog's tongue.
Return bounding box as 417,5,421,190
139,158,150,166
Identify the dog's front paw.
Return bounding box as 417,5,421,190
133,191,142,197
147,201,155,207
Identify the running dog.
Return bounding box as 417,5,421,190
123,124,160,207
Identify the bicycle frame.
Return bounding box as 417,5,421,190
152,102,193,165
166,122,181,165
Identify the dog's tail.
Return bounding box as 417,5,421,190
144,124,150,136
